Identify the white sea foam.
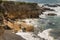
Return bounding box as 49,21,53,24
38,3,60,19
16,32,40,40
38,29,54,40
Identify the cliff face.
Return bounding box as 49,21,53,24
0,1,43,19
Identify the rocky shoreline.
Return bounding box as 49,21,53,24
0,1,60,40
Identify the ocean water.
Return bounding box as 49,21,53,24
15,0,60,4
6,0,60,4
37,4,60,40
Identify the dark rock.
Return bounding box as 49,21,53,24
47,13,57,16
44,4,57,7
56,4,60,6
3,25,12,30
43,7,55,11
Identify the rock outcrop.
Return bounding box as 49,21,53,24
0,1,43,19
47,13,57,16
0,26,25,40
0,30,25,40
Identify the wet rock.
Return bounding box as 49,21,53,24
43,7,55,11
47,13,57,16
44,4,57,7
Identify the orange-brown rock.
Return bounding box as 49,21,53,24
3,19,34,32
3,19,21,33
